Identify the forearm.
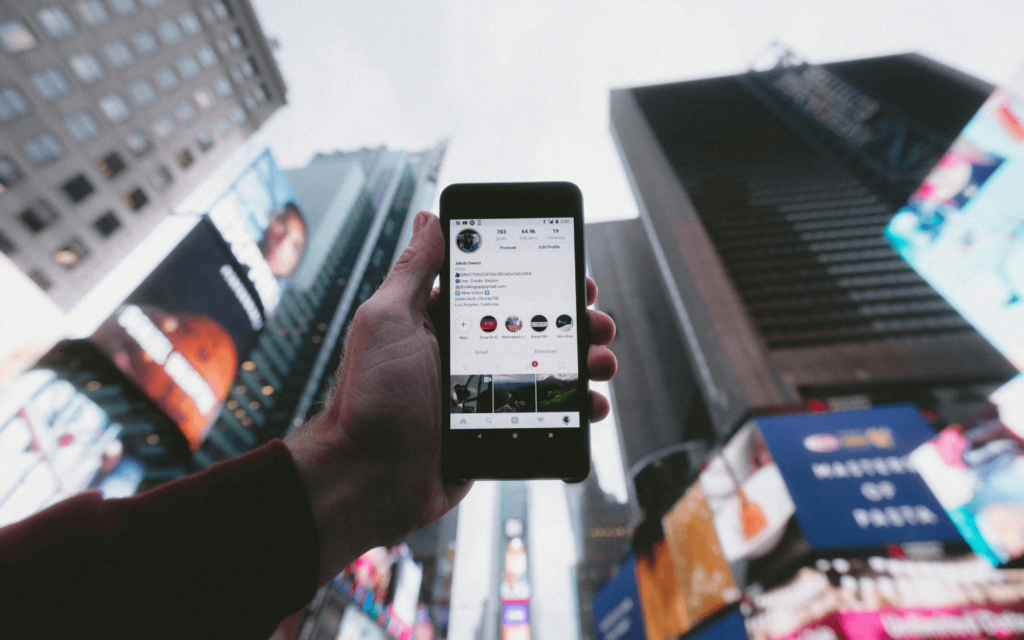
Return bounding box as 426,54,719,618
0,440,319,640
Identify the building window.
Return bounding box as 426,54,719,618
37,7,77,40
200,6,216,25
140,0,165,7
213,117,229,137
196,130,212,152
194,87,215,109
253,85,268,104
0,156,23,190
19,200,59,232
153,115,175,138
177,55,200,79
241,57,257,77
196,44,217,68
153,66,179,92
0,86,31,121
213,1,232,20
215,37,230,56
103,40,135,69
77,0,109,26
129,79,157,106
64,110,101,142
23,132,65,166
98,94,130,123
176,148,193,168
157,19,183,45
178,11,202,35
149,165,173,191
131,30,159,56
174,100,196,123
228,29,245,51
123,187,148,211
29,269,52,290
0,230,15,255
213,76,233,97
97,151,126,178
69,52,105,84
243,93,256,111
55,237,90,268
62,174,94,202
230,66,244,84
93,211,121,237
30,66,70,101
108,0,138,17
0,20,38,53
230,105,247,124
126,131,152,156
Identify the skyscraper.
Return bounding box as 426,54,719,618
607,51,1017,438
195,142,446,465
0,0,285,310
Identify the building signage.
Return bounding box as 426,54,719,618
593,556,646,640
755,405,962,550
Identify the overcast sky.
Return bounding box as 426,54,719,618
249,0,1024,224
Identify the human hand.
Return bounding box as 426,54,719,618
286,211,617,586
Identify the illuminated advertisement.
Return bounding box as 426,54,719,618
0,370,144,528
90,218,264,450
743,554,1024,640
885,83,1024,371
912,394,1024,567
593,556,646,640
501,517,531,640
635,539,689,640
204,149,306,315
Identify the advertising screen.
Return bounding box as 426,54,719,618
90,218,264,450
449,217,581,430
912,398,1024,566
0,370,143,528
885,82,1024,371
593,556,646,640
203,149,306,316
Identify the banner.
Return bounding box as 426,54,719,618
593,556,646,640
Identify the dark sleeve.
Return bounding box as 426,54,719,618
0,439,320,640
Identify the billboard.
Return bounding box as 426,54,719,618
912,391,1024,566
203,149,306,315
593,556,646,640
885,81,1024,371
90,218,264,450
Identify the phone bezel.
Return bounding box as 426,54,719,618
439,182,591,482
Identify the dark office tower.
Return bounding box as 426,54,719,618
0,0,285,310
194,142,445,466
609,51,1017,436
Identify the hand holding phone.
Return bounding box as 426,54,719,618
440,182,599,481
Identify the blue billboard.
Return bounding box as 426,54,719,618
593,556,646,640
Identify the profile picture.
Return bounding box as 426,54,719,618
480,316,498,332
506,315,522,332
530,315,548,332
259,202,307,278
456,228,482,253
556,314,573,331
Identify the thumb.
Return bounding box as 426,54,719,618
379,211,444,313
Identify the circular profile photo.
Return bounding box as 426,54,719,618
259,203,307,278
456,228,482,253
506,315,523,332
480,315,498,332
556,314,573,331
530,315,548,332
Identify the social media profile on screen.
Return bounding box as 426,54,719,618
506,315,523,332
480,315,498,332
556,314,573,331
455,228,482,253
530,315,548,332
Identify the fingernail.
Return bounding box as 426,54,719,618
413,212,427,233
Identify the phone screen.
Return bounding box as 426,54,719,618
448,217,581,429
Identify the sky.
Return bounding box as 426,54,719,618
249,0,1024,225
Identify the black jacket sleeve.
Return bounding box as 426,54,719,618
0,439,320,640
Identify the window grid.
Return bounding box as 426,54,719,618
69,53,105,84
98,94,130,123
37,7,77,40
30,67,70,102
157,19,183,45
23,132,65,166
77,0,109,26
130,79,157,106
0,20,38,53
64,110,101,142
132,30,159,56
0,86,31,121
103,40,135,69
154,66,180,92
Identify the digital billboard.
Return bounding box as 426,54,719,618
203,149,306,316
593,556,646,640
885,82,1024,371
90,218,264,450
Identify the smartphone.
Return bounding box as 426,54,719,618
440,182,590,482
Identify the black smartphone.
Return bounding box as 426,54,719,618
440,182,590,482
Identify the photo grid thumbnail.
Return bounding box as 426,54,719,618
449,374,493,413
